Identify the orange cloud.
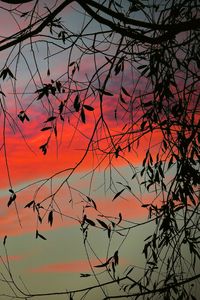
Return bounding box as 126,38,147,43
31,258,96,274
30,256,127,274
0,255,23,264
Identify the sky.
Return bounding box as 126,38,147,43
0,1,166,299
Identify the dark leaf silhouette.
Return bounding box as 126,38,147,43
0,90,6,97
38,215,42,224
107,227,111,239
80,273,91,277
3,235,7,246
44,116,56,123
83,105,94,111
98,89,113,96
18,111,30,123
74,94,80,112
41,127,52,131
48,210,53,226
36,230,47,240
56,81,62,92
24,200,35,208
112,189,125,201
97,219,109,229
0,67,16,80
121,86,130,97
39,143,48,155
94,257,112,268
7,193,16,207
113,250,119,265
117,212,122,225
85,217,95,226
81,108,86,124
119,94,127,104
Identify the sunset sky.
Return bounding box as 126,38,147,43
0,1,162,299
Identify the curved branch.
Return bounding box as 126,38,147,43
104,273,200,299
86,0,200,32
78,0,200,44
0,0,74,52
1,0,33,3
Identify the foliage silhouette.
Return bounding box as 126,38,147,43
0,0,199,299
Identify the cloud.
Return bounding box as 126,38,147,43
31,258,96,274
30,256,127,274
0,254,23,264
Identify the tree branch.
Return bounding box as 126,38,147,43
0,0,74,52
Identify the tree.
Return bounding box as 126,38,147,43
0,0,199,299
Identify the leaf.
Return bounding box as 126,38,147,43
80,273,91,277
59,102,64,114
0,91,6,97
39,143,48,155
83,105,94,111
44,116,56,123
85,217,95,226
114,63,121,75
141,204,150,208
86,196,92,202
7,193,16,207
94,257,112,268
24,200,35,208
117,212,122,225
108,227,111,239
121,86,130,97
113,250,119,265
0,68,16,80
3,235,7,246
36,230,47,240
18,111,30,123
112,189,125,201
81,108,86,123
41,127,52,131
120,94,127,104
56,81,62,93
20,11,29,17
37,91,45,100
141,120,147,130
115,146,121,158
137,64,147,70
98,89,113,96
97,219,109,229
48,210,53,226
69,61,75,67
54,125,57,137
88,198,97,210
74,94,80,112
